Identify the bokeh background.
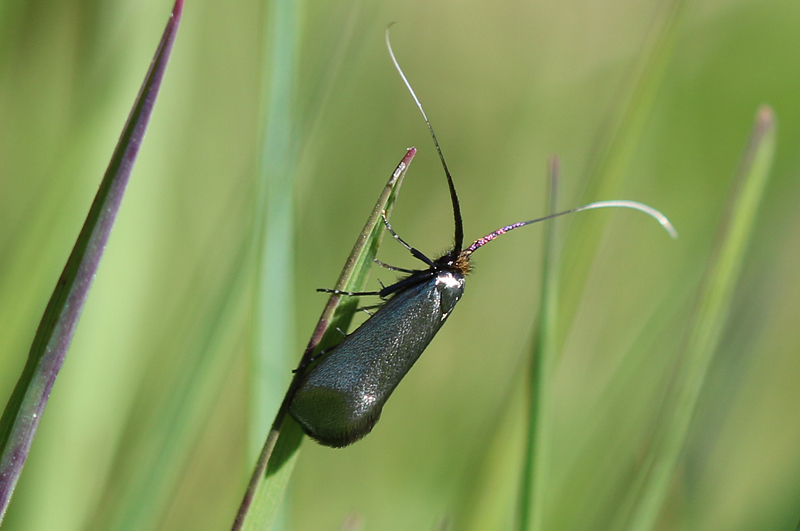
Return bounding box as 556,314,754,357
1,0,800,530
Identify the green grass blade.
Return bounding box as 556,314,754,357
251,0,301,466
83,213,253,531
518,157,561,531
624,105,776,530
231,148,416,531
0,1,182,523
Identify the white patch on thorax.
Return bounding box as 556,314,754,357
435,271,463,290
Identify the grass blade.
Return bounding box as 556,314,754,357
251,0,301,466
624,105,776,530
231,148,416,531
518,157,561,531
0,0,182,523
83,205,253,531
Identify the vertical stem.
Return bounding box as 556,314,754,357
251,0,301,459
518,156,561,531
624,106,775,531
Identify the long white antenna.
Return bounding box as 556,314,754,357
465,200,678,255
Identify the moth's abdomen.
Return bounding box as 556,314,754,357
290,271,465,447
288,382,383,448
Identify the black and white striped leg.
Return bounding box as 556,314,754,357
381,211,434,267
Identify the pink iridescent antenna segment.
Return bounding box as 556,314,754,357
465,222,530,254
463,199,677,256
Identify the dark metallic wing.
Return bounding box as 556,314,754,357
289,270,465,447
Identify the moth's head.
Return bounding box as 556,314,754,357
434,248,473,277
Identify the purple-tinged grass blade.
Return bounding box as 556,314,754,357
0,0,183,522
231,148,415,531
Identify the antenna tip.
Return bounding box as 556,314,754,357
385,22,397,40
665,224,679,239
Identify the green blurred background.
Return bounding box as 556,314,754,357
2,0,800,530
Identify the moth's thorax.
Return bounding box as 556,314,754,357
433,269,465,317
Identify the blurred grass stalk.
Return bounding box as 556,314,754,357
517,2,689,528
0,0,182,523
246,0,301,527
518,157,561,531
561,0,688,320
516,105,775,529
251,0,300,462
84,206,255,531
515,1,775,525
620,105,776,530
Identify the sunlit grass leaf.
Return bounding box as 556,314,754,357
0,0,183,523
232,148,416,531
83,214,253,531
251,0,302,467
622,105,776,531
